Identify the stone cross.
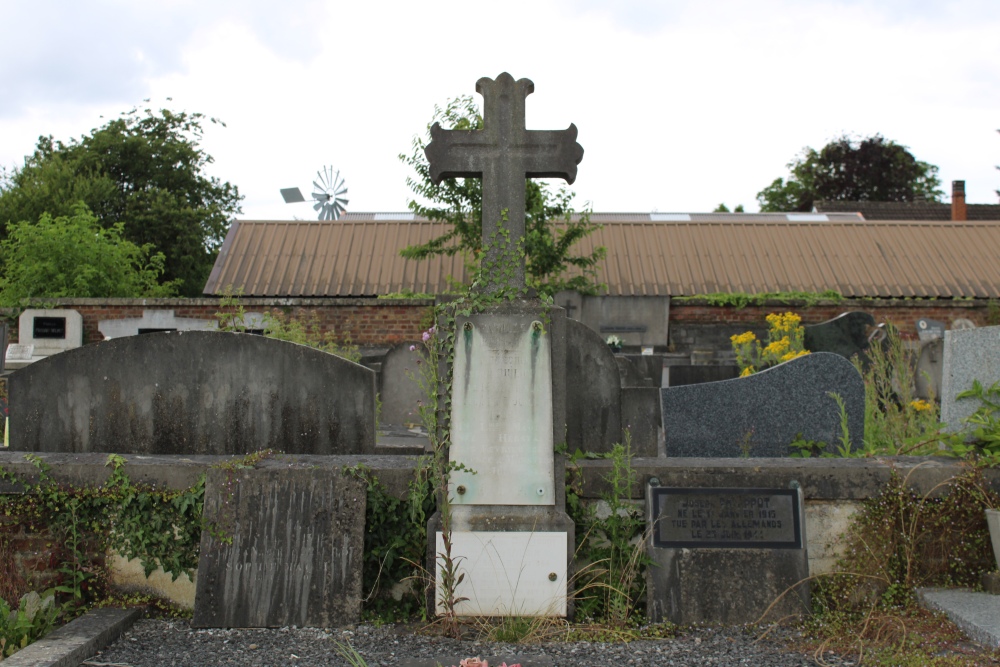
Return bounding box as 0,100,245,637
424,72,584,293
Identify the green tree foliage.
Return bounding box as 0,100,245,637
0,204,176,306
713,203,744,212
399,96,606,297
0,105,242,295
756,134,943,212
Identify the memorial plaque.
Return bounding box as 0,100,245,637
33,317,67,339
450,311,554,506
651,487,801,549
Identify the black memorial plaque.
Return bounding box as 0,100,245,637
32,317,67,340
651,487,801,549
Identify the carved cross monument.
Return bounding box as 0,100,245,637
424,72,584,292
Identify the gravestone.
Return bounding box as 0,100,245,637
804,311,875,360
646,481,810,624
565,318,622,455
917,318,946,342
193,464,365,627
661,352,864,457
9,309,83,369
378,342,426,429
99,309,217,339
941,325,1000,432
426,73,580,617
9,331,376,455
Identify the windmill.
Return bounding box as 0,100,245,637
280,166,349,220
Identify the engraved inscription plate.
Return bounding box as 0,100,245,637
450,312,554,505
651,488,801,549
5,344,34,361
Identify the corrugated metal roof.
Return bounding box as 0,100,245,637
205,215,1000,298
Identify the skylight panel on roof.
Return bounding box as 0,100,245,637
373,213,416,221
787,214,829,222
650,213,691,221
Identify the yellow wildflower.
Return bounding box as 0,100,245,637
764,338,791,355
780,350,811,363
909,399,933,413
740,367,753,377
730,332,756,345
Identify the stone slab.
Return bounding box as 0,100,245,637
918,587,1000,648
2,606,141,667
378,341,426,428
193,466,365,628
941,325,1000,432
804,311,875,360
8,330,376,455
661,352,864,457
434,531,567,617
646,484,810,625
564,318,621,455
620,387,660,457
450,308,554,506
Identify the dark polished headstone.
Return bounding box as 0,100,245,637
193,465,365,628
424,72,583,293
646,484,810,625
804,311,875,360
661,352,864,457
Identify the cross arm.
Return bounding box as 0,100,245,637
523,124,584,184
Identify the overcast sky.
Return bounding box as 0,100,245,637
2,0,998,220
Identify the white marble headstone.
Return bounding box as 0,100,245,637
18,309,83,355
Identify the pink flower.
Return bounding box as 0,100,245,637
458,659,486,667
422,331,431,342
409,345,416,351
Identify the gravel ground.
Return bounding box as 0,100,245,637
82,619,856,667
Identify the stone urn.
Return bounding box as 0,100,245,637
988,509,1000,571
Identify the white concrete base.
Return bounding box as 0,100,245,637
435,531,567,617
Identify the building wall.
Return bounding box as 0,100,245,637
11,297,996,353
10,298,434,347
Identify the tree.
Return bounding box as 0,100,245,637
756,134,943,212
713,203,745,213
399,96,606,297
0,204,176,306
0,105,242,295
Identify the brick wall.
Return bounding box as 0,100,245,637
13,298,435,347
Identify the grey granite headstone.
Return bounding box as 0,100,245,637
192,465,365,628
9,330,376,455
565,318,621,455
646,483,810,625
804,311,875,360
661,352,864,457
941,325,1000,432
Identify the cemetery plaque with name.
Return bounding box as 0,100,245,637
6,344,34,361
33,317,67,339
651,487,801,549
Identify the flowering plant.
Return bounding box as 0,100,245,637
606,334,622,347
731,312,810,376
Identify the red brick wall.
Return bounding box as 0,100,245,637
669,298,994,338
13,298,435,347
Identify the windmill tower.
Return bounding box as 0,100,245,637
280,166,349,220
